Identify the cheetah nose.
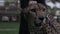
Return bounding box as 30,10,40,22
39,17,44,21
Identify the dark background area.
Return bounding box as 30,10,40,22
20,0,46,9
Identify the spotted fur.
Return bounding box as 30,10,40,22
23,3,60,34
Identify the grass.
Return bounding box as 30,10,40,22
0,22,20,34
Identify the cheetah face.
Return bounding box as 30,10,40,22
24,3,47,27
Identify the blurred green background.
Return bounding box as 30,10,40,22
0,22,20,34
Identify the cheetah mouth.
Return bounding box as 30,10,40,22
34,16,45,27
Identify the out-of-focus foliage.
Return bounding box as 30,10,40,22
49,8,56,16
54,0,60,2
5,1,9,7
51,0,60,2
47,0,60,16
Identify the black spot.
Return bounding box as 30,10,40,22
28,12,30,14
31,9,36,12
43,8,45,11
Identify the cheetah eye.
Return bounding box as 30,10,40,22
31,9,36,12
